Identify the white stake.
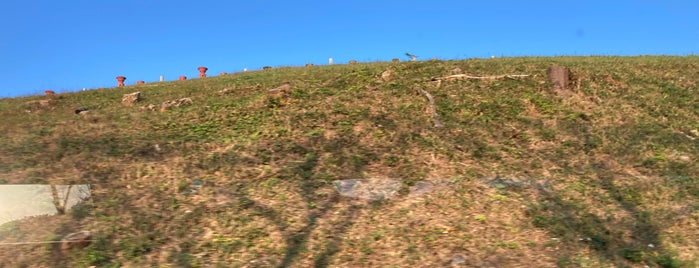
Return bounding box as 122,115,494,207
329,58,333,65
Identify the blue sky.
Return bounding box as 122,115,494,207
1,0,697,98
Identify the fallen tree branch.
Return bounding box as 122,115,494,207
418,88,444,128
430,74,530,81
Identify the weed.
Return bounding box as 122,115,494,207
78,234,113,266
619,247,645,262
652,253,683,268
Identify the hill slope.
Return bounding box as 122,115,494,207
0,56,697,267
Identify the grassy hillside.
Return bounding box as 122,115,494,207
0,56,697,267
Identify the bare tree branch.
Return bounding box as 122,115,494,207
50,185,65,215
49,185,73,215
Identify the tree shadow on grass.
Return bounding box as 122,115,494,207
525,159,683,267
232,184,364,268
229,134,380,268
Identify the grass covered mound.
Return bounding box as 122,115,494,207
0,56,697,267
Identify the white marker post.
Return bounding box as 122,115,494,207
160,75,164,82
329,58,333,65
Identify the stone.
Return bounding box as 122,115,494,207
406,179,455,198
267,82,291,97
160,103,172,112
349,60,357,65
160,98,193,112
122,92,141,106
218,87,235,95
263,66,272,70
61,231,91,251
690,129,699,137
451,254,466,266
305,63,314,67
333,179,401,200
392,58,400,63
74,107,89,114
407,181,439,198
669,150,692,162
140,104,157,111
39,99,57,107
481,177,552,192
380,69,394,82
451,68,463,75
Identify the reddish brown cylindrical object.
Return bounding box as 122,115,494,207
44,90,55,95
136,80,145,85
179,76,187,81
547,66,570,90
198,66,208,78
116,76,126,87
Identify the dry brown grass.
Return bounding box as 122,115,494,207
0,56,697,267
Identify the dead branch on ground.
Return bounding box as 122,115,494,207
418,88,444,128
430,74,530,81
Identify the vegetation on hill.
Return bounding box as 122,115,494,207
0,56,697,267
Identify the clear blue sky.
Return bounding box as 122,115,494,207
1,0,697,98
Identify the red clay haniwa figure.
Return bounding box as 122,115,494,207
198,66,208,78
116,76,126,87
